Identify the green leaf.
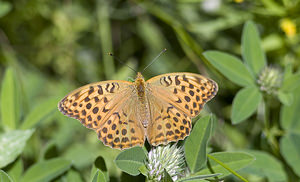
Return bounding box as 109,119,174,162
0,170,14,182
178,173,221,182
231,87,262,124
281,71,300,92
115,146,146,176
20,97,59,129
241,150,287,182
185,115,212,173
138,165,148,177
21,158,71,182
66,169,83,182
7,158,23,182
92,156,108,182
277,91,293,106
0,1,12,18
242,21,266,75
203,51,254,87
280,133,300,176
0,129,34,168
1,68,19,130
196,152,255,178
97,0,115,78
280,86,300,132
91,170,106,182
162,169,173,182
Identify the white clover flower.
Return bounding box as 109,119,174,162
257,66,283,95
146,145,185,181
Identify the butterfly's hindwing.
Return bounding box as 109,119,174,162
146,97,192,145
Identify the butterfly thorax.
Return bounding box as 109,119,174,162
135,72,146,98
134,72,150,128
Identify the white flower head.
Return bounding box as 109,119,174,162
146,144,185,181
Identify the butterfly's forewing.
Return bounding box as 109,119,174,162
58,80,145,149
146,73,218,145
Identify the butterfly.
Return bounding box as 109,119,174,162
58,72,218,150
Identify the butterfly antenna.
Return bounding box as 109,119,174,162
141,48,167,74
108,53,137,73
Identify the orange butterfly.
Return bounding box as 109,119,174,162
58,72,218,150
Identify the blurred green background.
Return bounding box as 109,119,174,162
0,0,300,181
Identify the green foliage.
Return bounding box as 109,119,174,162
21,158,71,182
0,170,13,182
0,130,34,168
231,87,262,124
115,147,146,176
203,51,255,87
1,0,300,181
1,68,20,130
196,152,255,178
185,115,212,173
242,21,267,76
241,150,287,182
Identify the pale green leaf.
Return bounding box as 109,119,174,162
203,51,254,87
0,130,34,168
231,87,262,124
242,21,266,75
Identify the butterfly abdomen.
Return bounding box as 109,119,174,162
134,73,151,128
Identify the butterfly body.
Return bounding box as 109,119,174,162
58,72,218,150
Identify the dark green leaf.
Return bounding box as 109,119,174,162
21,158,71,182
185,115,212,173
203,51,255,87
231,87,262,124
0,129,34,168
242,21,266,75
115,147,146,176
